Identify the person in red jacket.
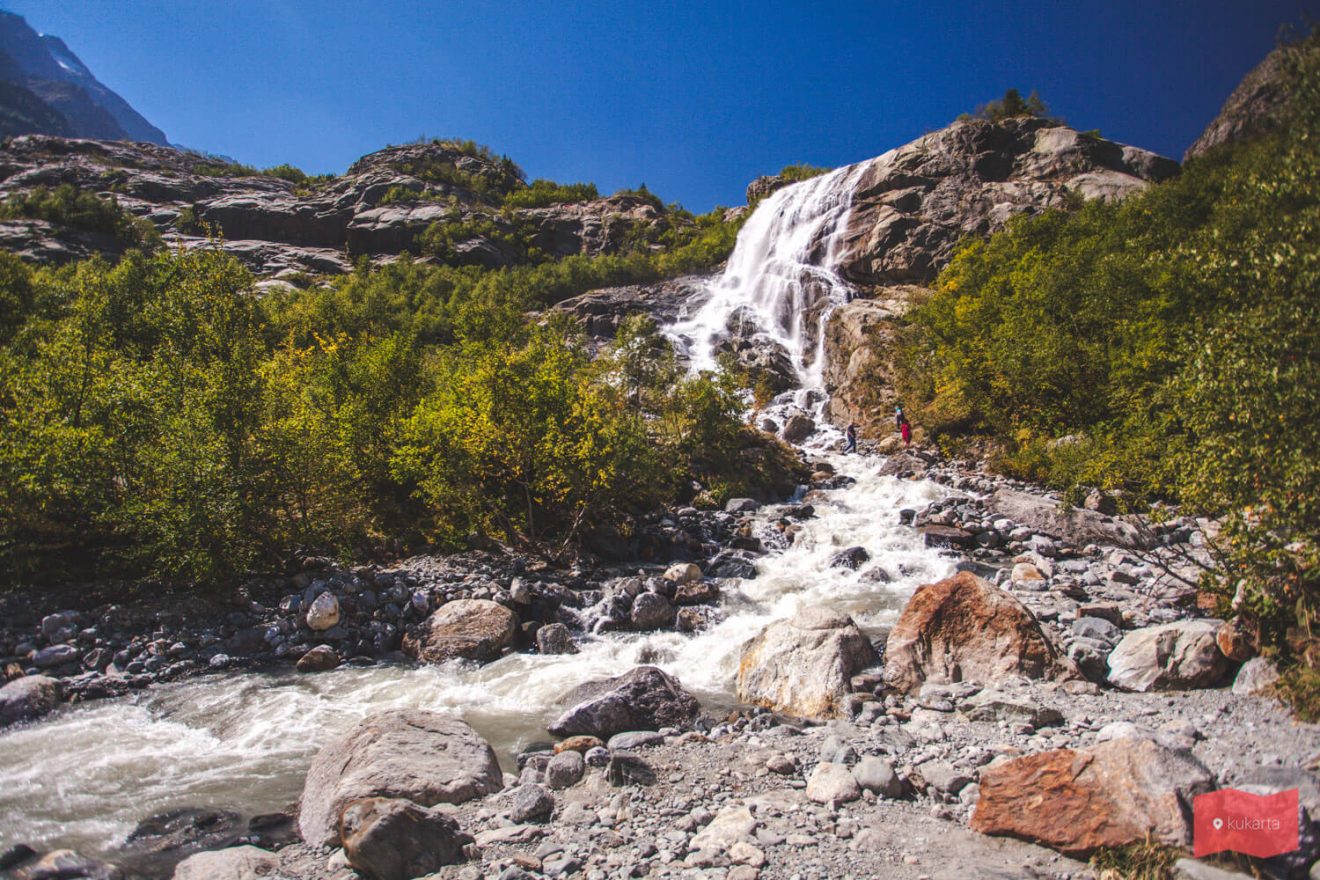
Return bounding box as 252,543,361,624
900,418,912,447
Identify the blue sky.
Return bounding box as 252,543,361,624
2,0,1312,211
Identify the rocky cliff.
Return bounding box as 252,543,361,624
1184,42,1295,161
0,136,683,277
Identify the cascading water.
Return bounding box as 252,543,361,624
669,154,888,392
0,151,954,865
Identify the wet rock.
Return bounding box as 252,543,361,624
545,750,586,789
883,572,1075,692
32,644,78,669
1106,620,1229,692
118,808,244,875
829,546,871,570
548,665,699,739
296,645,339,672
504,784,555,823
305,592,340,632
535,623,579,655
807,762,862,804
171,845,279,880
663,562,703,584
736,607,878,719
339,797,473,880
781,414,816,444
970,736,1215,856
298,709,502,847
725,498,760,514
630,592,676,630
920,526,975,550
403,599,517,664
3,849,121,879
0,675,61,728
674,580,719,605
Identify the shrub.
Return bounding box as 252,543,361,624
502,179,599,209
0,184,161,249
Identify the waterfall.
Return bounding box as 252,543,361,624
669,155,886,390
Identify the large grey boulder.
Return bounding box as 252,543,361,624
736,607,877,719
171,845,280,879
339,797,473,880
402,599,517,665
0,675,62,728
1106,620,1229,692
297,709,502,847
548,666,699,739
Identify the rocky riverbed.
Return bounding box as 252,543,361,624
0,438,1311,880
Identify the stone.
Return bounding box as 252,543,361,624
851,756,904,798
305,592,340,631
118,808,245,874
883,572,1074,692
402,599,517,664
535,623,578,655
1106,620,1229,692
0,675,61,728
548,666,699,738
1072,616,1121,644
339,797,473,880
920,525,976,550
961,689,1063,727
736,607,878,719
545,750,586,789
725,498,760,514
32,644,78,668
606,751,657,786
986,487,1150,549
806,762,862,804
554,735,604,754
1232,657,1281,696
829,546,871,570
1011,562,1045,583
970,736,1215,856
630,592,675,630
505,784,555,823
918,761,971,797
782,414,816,444
296,645,339,672
690,805,758,850
1216,615,1258,662
172,845,280,879
663,562,703,584
607,730,665,750
674,580,719,605
297,709,502,847
1172,859,1257,880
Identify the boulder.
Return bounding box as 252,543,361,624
851,756,904,799
663,562,703,584
403,599,517,664
736,607,878,718
986,487,1149,549
548,666,699,739
295,645,339,673
33,644,78,668
305,592,340,631
829,546,871,570
961,689,1063,727
1216,615,1258,662
1232,657,1281,697
339,797,473,880
1106,620,1229,692
535,623,579,655
297,709,502,847
172,845,280,879
545,750,585,789
503,784,555,823
806,762,862,804
970,736,1215,856
0,675,61,728
883,572,1075,692
118,808,244,875
630,592,676,630
781,414,816,444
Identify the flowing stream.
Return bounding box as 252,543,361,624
0,161,954,861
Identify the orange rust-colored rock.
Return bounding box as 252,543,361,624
554,735,605,754
970,737,1215,856
882,571,1075,692
1216,615,1259,662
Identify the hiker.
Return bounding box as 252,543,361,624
844,423,857,454
894,403,905,431
901,418,912,447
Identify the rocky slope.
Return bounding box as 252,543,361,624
0,135,684,277
1184,42,1295,161
0,11,166,143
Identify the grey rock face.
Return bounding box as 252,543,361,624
297,709,502,847
548,666,699,739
